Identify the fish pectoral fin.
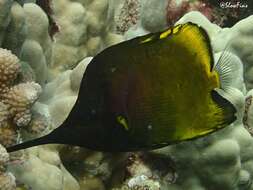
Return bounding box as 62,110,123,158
214,46,240,91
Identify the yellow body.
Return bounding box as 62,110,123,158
106,23,232,147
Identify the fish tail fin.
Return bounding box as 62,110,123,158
6,133,56,153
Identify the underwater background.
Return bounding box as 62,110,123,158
0,0,252,189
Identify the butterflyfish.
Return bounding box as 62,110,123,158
6,22,237,152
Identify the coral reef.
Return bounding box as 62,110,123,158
244,90,253,135
50,0,124,74
1,82,42,127
165,0,253,28
166,0,213,27
0,48,20,94
0,121,18,147
0,1,52,85
0,48,42,134
115,0,141,34
0,0,253,190
0,145,16,190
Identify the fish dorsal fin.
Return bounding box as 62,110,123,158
139,22,215,73
214,43,239,91
139,24,183,44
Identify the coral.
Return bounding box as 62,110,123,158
1,82,42,127
0,1,52,86
110,153,176,190
79,176,105,190
0,172,16,190
0,145,16,190
0,144,9,172
139,0,168,32
2,2,27,56
166,0,213,27
0,48,20,94
51,0,123,73
115,0,141,34
9,147,80,190
0,121,18,147
165,0,252,28
69,57,92,92
25,113,48,135
20,3,52,85
35,0,59,38
0,1,252,190
0,0,12,46
0,102,9,126
243,90,253,135
0,46,43,152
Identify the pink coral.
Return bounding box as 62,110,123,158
116,0,141,34
166,0,213,26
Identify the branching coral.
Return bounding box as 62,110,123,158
243,91,253,135
115,0,141,34
1,82,42,127
0,144,9,172
0,48,42,147
0,145,16,190
0,172,16,190
0,122,18,147
0,48,20,94
25,112,49,135
166,0,214,27
0,102,9,127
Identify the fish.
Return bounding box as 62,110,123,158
6,22,237,153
